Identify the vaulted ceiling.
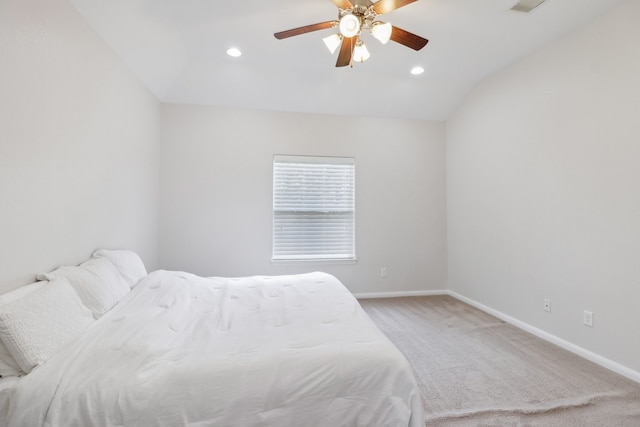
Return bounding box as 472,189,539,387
70,0,623,120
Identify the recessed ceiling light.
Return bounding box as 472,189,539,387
226,47,242,57
410,66,425,75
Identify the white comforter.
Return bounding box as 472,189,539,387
6,271,423,427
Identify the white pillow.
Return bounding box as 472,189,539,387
37,257,130,319
0,279,94,373
0,341,21,377
92,249,147,288
0,281,48,377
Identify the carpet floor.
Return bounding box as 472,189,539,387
360,295,640,426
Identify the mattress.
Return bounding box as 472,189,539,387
4,271,423,426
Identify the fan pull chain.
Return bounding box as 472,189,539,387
349,37,354,68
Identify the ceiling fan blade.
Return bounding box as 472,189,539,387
372,0,418,15
274,21,336,40
332,0,353,9
389,25,428,51
336,37,355,67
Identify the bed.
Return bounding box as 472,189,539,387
0,252,423,426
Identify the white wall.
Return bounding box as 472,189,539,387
8,0,637,380
159,105,446,294
0,0,160,291
447,0,640,373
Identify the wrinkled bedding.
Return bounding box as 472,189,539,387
5,271,423,426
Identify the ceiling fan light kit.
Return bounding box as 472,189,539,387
339,13,361,37
322,33,343,54
274,0,428,68
371,22,392,44
353,39,371,63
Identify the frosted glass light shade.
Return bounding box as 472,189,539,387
323,34,342,54
339,14,360,38
353,42,370,63
371,22,392,44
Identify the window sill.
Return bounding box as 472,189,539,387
270,258,358,266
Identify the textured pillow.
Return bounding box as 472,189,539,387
0,279,94,373
0,342,21,377
92,249,147,288
0,282,48,377
37,257,130,319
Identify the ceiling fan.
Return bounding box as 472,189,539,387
274,0,428,68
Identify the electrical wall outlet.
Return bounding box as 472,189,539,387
380,267,387,278
583,310,593,327
543,299,551,312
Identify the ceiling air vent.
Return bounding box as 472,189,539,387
511,0,546,13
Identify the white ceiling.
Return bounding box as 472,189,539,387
69,0,623,121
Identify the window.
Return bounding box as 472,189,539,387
273,155,356,261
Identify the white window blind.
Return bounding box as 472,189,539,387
273,155,355,261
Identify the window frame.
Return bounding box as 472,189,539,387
271,154,357,264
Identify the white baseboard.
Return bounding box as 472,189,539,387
447,290,640,385
354,289,447,300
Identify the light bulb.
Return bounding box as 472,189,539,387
322,34,342,54
339,14,361,38
371,22,392,44
226,47,242,57
353,41,370,63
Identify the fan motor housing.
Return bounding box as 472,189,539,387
338,0,378,29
